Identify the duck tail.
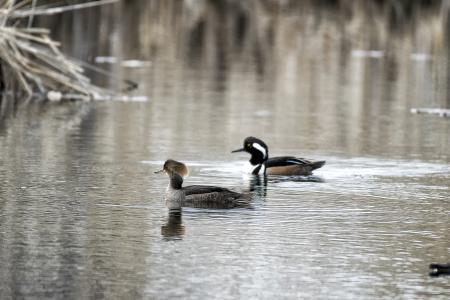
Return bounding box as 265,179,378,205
311,160,326,170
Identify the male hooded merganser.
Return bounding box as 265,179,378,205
232,136,325,176
155,159,249,209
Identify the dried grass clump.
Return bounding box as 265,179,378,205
0,0,118,104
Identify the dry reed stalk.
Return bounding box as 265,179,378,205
0,0,119,104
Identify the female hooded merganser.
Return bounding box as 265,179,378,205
155,159,249,209
232,136,325,176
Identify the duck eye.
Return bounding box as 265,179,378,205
247,143,251,148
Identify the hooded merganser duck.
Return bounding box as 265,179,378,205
155,159,249,209
232,136,325,176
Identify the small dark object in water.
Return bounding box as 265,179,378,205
429,263,450,277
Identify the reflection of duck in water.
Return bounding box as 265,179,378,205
155,159,250,209
232,136,325,176
161,210,185,238
248,175,267,197
429,263,450,277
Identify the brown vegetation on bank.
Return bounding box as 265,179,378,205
0,0,117,118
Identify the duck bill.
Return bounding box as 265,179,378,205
231,148,245,153
154,169,165,174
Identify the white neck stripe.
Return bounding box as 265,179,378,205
253,143,267,159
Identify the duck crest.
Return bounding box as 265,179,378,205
231,136,269,166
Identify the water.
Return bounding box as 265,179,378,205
1,1,450,299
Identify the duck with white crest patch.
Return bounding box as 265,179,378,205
232,136,325,176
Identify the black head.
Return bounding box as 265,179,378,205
232,136,269,165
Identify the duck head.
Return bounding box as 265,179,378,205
154,159,189,177
232,136,269,166
155,159,188,190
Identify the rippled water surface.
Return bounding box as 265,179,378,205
1,1,450,299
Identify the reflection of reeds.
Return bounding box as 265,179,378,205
0,0,117,116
